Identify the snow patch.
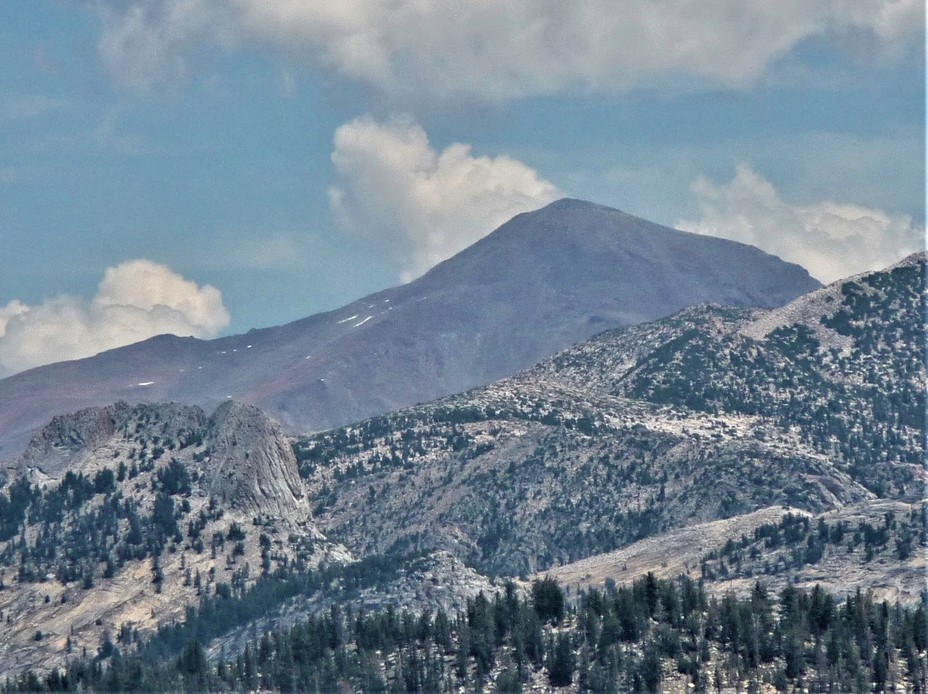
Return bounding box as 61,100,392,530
354,316,373,327
137,381,154,387
337,314,359,324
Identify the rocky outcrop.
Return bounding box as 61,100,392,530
16,404,120,478
0,399,331,673
13,400,310,528
203,400,310,527
15,401,206,478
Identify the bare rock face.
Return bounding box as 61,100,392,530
16,405,120,478
0,399,332,674
10,399,311,529
203,400,310,526
14,401,206,479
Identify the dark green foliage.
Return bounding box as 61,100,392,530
93,469,116,495
532,577,565,624
226,521,246,542
0,465,207,584
493,665,522,693
6,571,925,693
155,459,191,496
638,640,663,693
0,476,35,541
151,493,178,539
547,632,575,686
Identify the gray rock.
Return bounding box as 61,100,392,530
203,400,310,525
11,400,312,528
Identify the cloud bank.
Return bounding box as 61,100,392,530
677,165,923,283
95,0,923,98
328,116,560,281
0,260,229,375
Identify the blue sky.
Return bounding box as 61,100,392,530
0,1,923,374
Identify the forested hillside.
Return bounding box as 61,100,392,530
4,574,925,693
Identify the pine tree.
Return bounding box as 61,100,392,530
548,632,576,687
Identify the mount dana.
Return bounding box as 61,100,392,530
0,199,819,457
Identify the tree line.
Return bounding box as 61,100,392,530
4,571,926,693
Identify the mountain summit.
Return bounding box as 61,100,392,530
0,199,819,455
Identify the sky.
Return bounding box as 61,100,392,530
0,1,924,376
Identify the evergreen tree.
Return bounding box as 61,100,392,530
548,632,576,687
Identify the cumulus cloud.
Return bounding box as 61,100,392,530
0,260,229,376
94,0,923,99
676,165,923,283
328,116,560,281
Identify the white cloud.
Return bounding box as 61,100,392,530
676,165,923,283
95,0,224,92
328,116,560,281
94,0,923,99
0,260,229,376
0,301,29,336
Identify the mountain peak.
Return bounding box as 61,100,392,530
892,251,927,269
511,197,642,230
205,400,310,525
420,195,817,298
536,196,622,214
0,202,820,455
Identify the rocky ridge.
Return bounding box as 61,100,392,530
202,401,310,525
294,254,925,577
541,500,926,605
0,401,344,673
